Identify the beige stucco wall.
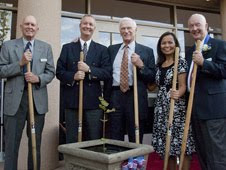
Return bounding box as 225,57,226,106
0,0,61,169
221,0,226,40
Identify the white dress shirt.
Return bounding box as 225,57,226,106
187,36,206,91
112,41,135,86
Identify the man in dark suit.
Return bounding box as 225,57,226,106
186,14,226,170
105,17,156,143
56,15,111,143
0,15,55,170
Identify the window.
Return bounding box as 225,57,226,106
61,17,80,45
0,4,13,45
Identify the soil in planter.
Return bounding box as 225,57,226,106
81,144,132,155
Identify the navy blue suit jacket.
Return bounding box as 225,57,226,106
186,37,226,119
105,42,156,119
56,40,111,109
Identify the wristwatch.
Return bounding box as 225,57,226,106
140,65,145,70
140,65,145,74
88,67,91,74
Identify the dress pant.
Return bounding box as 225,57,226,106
65,108,103,143
192,115,226,170
4,90,45,170
108,87,144,143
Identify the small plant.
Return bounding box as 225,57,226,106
99,96,115,153
99,96,115,140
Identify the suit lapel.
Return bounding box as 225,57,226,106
72,40,82,62
135,43,143,59
111,44,121,65
14,38,24,60
86,41,96,66
32,40,44,73
202,38,213,60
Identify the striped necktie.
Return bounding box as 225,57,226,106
83,42,87,61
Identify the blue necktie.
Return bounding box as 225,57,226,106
23,42,31,73
24,42,31,52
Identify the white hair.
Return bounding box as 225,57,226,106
119,17,137,29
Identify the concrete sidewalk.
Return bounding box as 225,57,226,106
54,161,65,170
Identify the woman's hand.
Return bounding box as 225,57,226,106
170,89,180,100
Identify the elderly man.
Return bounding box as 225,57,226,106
105,17,156,143
56,15,111,143
0,15,55,170
186,14,226,170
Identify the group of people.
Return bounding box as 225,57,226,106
0,12,225,170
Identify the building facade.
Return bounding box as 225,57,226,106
0,0,225,169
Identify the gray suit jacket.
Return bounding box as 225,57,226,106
0,38,55,116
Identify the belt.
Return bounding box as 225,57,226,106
112,86,133,91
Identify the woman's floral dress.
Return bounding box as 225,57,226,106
152,58,195,157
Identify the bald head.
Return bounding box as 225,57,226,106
20,15,39,41
22,15,38,25
188,14,208,41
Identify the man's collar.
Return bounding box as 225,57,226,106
121,41,135,50
195,34,209,48
80,38,92,46
23,37,34,47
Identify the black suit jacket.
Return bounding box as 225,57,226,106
105,42,156,119
186,37,226,119
56,40,111,109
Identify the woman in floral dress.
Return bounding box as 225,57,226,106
152,32,195,170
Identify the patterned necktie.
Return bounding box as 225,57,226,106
120,45,129,93
83,42,87,61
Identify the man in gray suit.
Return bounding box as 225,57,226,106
0,15,55,170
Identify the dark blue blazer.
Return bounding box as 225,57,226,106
105,42,156,119
56,40,111,109
186,37,226,119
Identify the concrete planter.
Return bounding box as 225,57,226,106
58,139,153,170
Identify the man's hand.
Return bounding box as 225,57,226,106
74,71,85,81
131,53,144,68
25,72,39,83
20,51,32,67
78,61,90,72
192,50,204,66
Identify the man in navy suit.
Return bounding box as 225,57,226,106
186,14,226,170
105,17,156,143
56,15,111,143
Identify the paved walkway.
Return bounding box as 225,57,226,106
54,161,65,170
